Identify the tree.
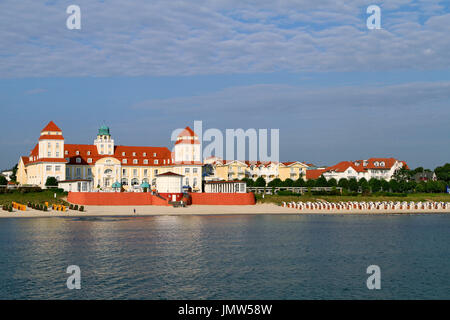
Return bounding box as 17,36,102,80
369,178,381,193
380,179,390,192
348,178,358,192
293,177,305,187
338,178,349,190
241,177,254,187
389,179,400,193
0,175,7,186
393,167,411,182
268,178,282,187
45,176,58,187
282,178,294,187
315,176,328,187
10,164,18,182
305,179,316,188
435,163,450,182
254,177,266,187
327,178,337,187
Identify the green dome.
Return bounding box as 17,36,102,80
98,125,110,136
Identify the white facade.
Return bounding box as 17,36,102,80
156,173,183,193
58,179,93,192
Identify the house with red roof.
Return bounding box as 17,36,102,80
16,122,203,192
305,158,409,181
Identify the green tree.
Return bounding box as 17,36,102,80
389,179,400,193
338,178,349,190
0,175,7,186
380,179,390,192
393,167,411,182
305,179,316,188
45,176,58,187
315,176,328,187
435,163,450,182
241,177,254,187
9,164,18,182
282,178,294,187
268,178,282,187
369,178,382,193
327,178,337,187
348,178,358,192
254,177,266,187
293,177,305,187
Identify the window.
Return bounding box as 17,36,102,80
65,150,68,155
185,168,190,174
87,158,92,163
121,178,128,186
154,169,158,175
193,168,198,174
144,169,148,176
55,166,61,172
131,178,139,186
56,143,59,148
48,142,51,148
76,151,80,155
133,169,138,176
153,153,157,157
185,178,189,186
122,169,127,175
143,159,148,164
46,165,52,172
143,152,147,156
380,162,385,167
66,167,70,177
56,151,60,157
76,168,81,177
193,178,197,186
87,168,92,176
122,159,127,164
133,152,136,156
104,169,112,175
133,159,138,164
76,158,81,164
47,151,51,157
87,151,91,155
154,160,158,164
122,152,126,156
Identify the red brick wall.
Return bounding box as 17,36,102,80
67,192,170,206
189,192,256,205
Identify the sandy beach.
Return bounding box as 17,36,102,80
0,204,449,218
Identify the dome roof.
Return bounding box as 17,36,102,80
98,125,110,136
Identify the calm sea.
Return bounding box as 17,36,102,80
0,214,448,299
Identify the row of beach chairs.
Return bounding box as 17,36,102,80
282,201,450,211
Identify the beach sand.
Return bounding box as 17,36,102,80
0,204,449,218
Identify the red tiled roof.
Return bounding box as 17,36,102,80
38,134,64,140
156,171,184,177
178,126,197,137
63,144,173,167
41,121,62,132
306,169,326,180
20,156,30,166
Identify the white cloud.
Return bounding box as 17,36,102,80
0,0,448,78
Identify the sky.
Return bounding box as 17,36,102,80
0,0,449,170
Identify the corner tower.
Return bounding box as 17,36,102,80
94,125,114,155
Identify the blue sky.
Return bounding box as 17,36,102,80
0,0,449,170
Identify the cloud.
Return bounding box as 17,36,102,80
0,0,449,78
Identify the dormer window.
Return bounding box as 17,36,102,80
122,152,126,156
143,152,147,156
76,158,81,164
143,159,148,164
380,162,385,167
76,151,80,155
374,162,379,167
87,158,92,163
122,159,127,164
133,159,138,164
154,160,158,164
87,151,91,155
133,152,136,156
153,153,157,157
65,150,68,155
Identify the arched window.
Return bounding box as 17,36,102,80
185,178,189,186
104,169,112,175
142,178,149,184
121,178,128,186
152,178,156,186
131,178,139,186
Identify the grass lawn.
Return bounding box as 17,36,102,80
257,193,450,205
0,190,68,206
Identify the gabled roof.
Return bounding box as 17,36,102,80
41,121,62,132
156,171,184,177
178,126,197,137
306,169,327,180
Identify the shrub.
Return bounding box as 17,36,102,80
74,205,79,211
43,206,48,212
277,190,301,196
69,204,73,210
79,206,84,212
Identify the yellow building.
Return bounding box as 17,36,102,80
17,122,203,192
204,157,309,183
